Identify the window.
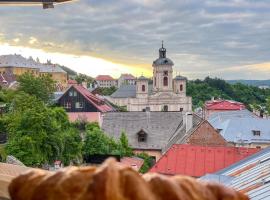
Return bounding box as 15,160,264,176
69,91,73,96
162,105,168,112
163,71,168,76
252,130,261,136
137,130,147,142
69,90,77,96
73,91,77,96
75,102,84,109
180,84,183,91
180,108,183,112
64,102,71,109
142,85,145,92
163,77,168,86
154,77,156,86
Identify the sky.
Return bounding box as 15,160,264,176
0,0,270,79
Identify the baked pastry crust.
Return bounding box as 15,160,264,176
9,159,249,200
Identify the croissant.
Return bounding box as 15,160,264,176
9,158,249,200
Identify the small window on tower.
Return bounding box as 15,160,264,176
142,85,145,92
164,71,168,76
180,84,183,91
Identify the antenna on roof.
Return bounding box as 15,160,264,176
162,40,164,48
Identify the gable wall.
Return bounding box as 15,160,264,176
187,121,228,146
58,87,99,112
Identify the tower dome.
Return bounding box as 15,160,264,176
153,41,174,67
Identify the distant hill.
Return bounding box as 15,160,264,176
58,65,77,77
226,80,270,87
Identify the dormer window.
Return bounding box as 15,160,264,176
137,129,147,142
252,130,261,136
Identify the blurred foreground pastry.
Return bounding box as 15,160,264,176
9,159,249,200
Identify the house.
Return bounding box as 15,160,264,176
0,55,68,90
203,99,245,119
101,112,202,161
209,110,270,148
108,43,192,112
95,75,117,88
200,147,270,200
0,70,17,89
117,74,136,87
57,84,114,124
149,144,259,177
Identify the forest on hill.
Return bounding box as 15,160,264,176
187,77,270,112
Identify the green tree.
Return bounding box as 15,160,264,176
119,132,133,157
4,92,82,166
17,73,55,103
137,153,154,174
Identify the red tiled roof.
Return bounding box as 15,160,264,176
205,100,245,111
149,144,259,177
121,74,136,80
120,157,144,171
68,112,101,123
96,75,115,81
67,79,77,84
72,85,114,112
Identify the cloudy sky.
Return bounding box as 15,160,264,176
0,0,270,79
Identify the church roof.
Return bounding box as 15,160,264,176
153,57,174,66
137,75,148,80
174,75,187,81
111,84,153,98
101,112,185,150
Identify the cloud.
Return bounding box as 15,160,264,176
0,0,269,79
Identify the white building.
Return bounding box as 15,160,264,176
95,75,117,88
109,43,192,112
118,74,136,87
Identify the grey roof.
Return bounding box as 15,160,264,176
101,112,185,150
174,75,187,81
209,110,270,144
111,84,153,98
39,64,66,73
200,147,270,200
0,55,66,73
0,55,39,69
111,85,136,98
153,57,174,66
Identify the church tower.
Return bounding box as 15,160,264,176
152,41,174,92
136,75,148,98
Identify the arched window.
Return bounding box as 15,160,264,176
142,85,145,92
162,105,168,112
180,84,183,91
163,77,168,86
154,77,156,87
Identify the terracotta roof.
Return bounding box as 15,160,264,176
96,75,115,81
67,112,101,123
120,157,144,171
149,144,259,177
72,85,114,112
67,79,77,84
205,100,246,111
120,74,136,80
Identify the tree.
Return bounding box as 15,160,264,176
17,73,55,103
136,153,154,174
4,92,82,166
119,132,133,157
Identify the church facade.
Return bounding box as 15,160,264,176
109,44,192,112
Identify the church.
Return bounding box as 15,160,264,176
109,43,192,112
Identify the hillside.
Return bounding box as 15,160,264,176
187,77,270,109
227,80,270,87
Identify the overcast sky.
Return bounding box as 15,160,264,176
0,0,270,79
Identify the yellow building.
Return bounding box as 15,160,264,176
0,55,67,91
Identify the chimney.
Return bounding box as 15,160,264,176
185,112,193,133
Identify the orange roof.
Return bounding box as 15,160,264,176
96,75,115,81
120,157,144,171
67,112,101,123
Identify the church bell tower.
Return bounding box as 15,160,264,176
152,41,174,92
